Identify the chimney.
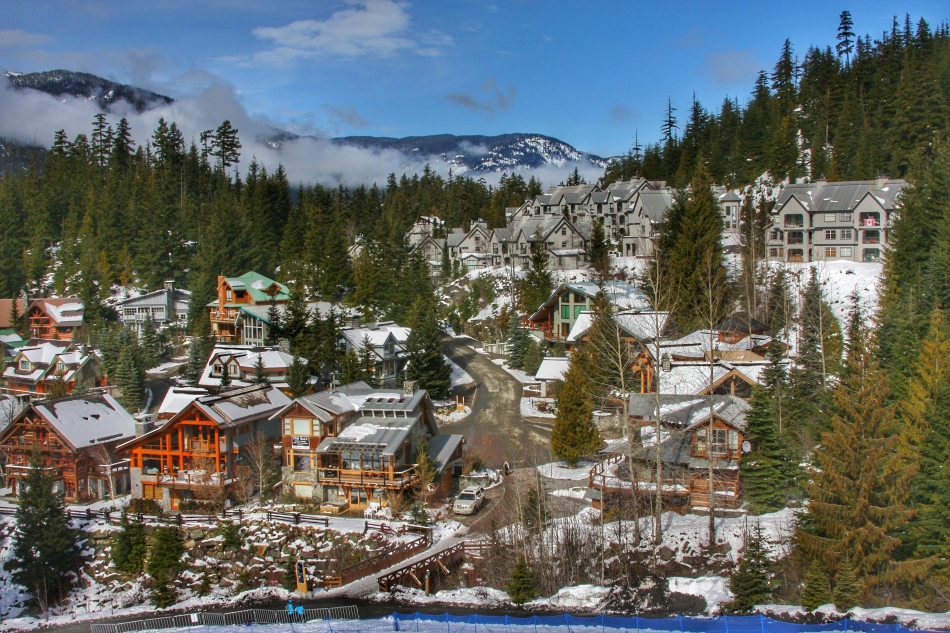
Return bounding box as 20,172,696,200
134,413,155,437
403,380,418,396
164,280,175,326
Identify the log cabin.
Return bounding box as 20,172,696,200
588,394,749,511
28,299,84,340
0,393,136,501
208,272,289,343
121,383,291,511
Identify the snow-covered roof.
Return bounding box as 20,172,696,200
774,179,906,214
31,394,136,450
628,394,749,431
535,357,569,382
315,416,417,456
31,299,84,326
198,345,303,388
567,310,669,343
656,361,765,396
158,387,209,418
194,384,292,429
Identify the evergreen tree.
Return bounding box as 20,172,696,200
726,524,773,613
250,355,270,385
797,323,914,595
116,345,144,412
112,514,148,574
358,335,378,387
286,356,311,397
506,554,538,604
180,339,206,386
740,386,790,512
520,231,553,314
589,220,609,281
506,311,531,370
264,300,283,345
3,447,81,612
440,241,451,280
833,557,862,611
405,298,451,399
551,348,601,467
836,11,856,66
139,317,161,370
340,348,365,386
413,436,439,503
801,564,832,611
146,527,185,608
219,360,231,387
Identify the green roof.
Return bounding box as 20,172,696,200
207,271,290,307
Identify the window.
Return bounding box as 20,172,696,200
860,212,880,227
213,364,222,375
291,419,311,435
560,305,570,319
841,247,853,257
863,248,881,262
560,293,569,303
863,230,881,244
824,213,837,222
784,214,804,228
56,362,65,372
226,288,232,302
574,305,585,319
561,227,567,236
142,484,160,499
711,429,728,456
841,229,853,240
825,247,837,258
769,229,781,240
839,213,852,222
561,241,567,248
788,249,804,262
825,230,836,240
293,454,311,472
18,360,28,371
294,484,313,498
573,293,584,303
787,231,804,245
769,247,784,258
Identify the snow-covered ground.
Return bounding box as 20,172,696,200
521,397,556,418
446,356,474,388
146,361,184,376
492,358,536,384
435,405,472,424
776,261,883,327
537,461,597,481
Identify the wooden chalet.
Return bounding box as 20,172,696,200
28,298,84,340
208,272,289,343
2,340,103,398
527,281,653,342
0,393,136,501
121,384,291,511
589,395,750,510
277,381,464,512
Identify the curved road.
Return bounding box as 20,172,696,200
442,337,551,469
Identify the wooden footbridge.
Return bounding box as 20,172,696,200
377,541,489,591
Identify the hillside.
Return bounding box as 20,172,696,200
5,69,174,112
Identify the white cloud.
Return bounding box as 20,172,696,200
0,29,53,48
251,0,448,63
0,75,588,189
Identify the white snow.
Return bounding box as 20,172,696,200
537,460,597,481
446,355,474,388
521,397,556,418
668,576,733,613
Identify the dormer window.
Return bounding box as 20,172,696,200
214,364,223,375
57,362,66,372
19,360,29,371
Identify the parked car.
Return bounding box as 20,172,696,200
453,486,485,515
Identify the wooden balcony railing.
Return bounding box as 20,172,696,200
316,466,416,488
690,444,742,460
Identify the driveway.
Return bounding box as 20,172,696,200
442,337,551,469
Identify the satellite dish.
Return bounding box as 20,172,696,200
742,440,752,453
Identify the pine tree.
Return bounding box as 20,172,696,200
358,335,378,387
836,11,856,66
833,557,862,611
147,527,185,608
340,348,365,386
740,386,789,513
180,339,206,386
139,317,161,370
506,554,538,604
726,524,773,613
797,323,914,594
264,300,283,345
507,311,531,370
801,564,832,611
3,447,81,613
286,356,311,397
440,240,451,280
589,220,609,281
112,514,148,574
250,355,270,385
551,348,601,467
116,345,144,412
219,360,231,387
405,298,451,399
521,231,553,314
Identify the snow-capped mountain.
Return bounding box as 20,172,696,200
5,70,173,113
333,133,612,174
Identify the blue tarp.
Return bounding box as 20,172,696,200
380,611,941,633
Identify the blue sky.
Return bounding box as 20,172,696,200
0,0,946,158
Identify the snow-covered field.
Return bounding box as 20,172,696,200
537,461,597,481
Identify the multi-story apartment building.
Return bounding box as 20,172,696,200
116,281,192,335
766,178,905,263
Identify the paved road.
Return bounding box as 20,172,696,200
442,337,551,469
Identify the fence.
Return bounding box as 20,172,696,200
265,511,330,527
387,612,945,633
89,606,359,633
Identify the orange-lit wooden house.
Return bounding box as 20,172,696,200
28,299,84,340
207,272,289,343
121,384,291,511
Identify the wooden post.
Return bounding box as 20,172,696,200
424,570,431,596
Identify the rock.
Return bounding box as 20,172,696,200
657,546,676,561
183,540,197,549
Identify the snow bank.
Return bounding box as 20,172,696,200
537,461,597,481
446,355,474,388
522,397,556,418
668,576,733,613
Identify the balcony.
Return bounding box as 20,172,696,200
157,470,231,488
209,308,240,324
316,466,416,489
691,442,742,460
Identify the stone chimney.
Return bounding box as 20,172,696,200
134,413,154,437
403,380,418,396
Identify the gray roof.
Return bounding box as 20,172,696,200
428,433,464,472
639,191,674,221
115,287,192,308
314,414,418,456
194,384,292,429
626,394,749,431
719,190,741,203
774,180,906,214
31,394,136,451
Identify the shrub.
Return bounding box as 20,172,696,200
147,527,185,608
127,498,162,515
409,501,429,526
179,499,222,513
219,522,242,551
112,514,148,574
